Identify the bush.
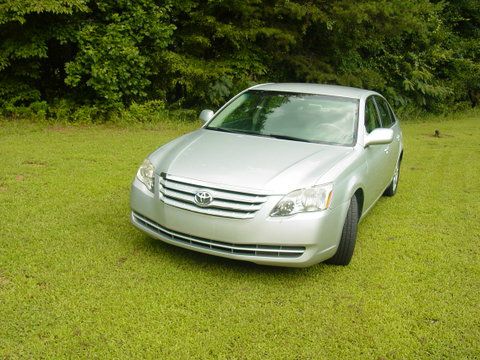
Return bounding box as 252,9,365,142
0,0,478,118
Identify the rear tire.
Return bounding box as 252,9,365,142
325,196,359,266
384,159,400,197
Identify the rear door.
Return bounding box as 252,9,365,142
373,96,401,172
363,96,392,208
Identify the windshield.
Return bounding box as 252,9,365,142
206,90,359,146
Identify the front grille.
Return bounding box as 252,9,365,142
132,212,305,258
158,174,268,219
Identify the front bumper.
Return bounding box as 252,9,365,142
130,178,349,267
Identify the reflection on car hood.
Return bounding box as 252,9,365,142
151,129,353,193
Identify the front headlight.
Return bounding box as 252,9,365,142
270,183,334,217
136,159,155,192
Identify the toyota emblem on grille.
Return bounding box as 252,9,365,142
194,190,213,207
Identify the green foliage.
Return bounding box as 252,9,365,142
0,0,89,25
0,0,479,117
0,0,88,110
441,0,480,106
64,0,174,110
112,100,168,124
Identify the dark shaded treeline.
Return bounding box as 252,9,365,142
0,0,479,115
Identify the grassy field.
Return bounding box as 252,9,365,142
0,111,479,359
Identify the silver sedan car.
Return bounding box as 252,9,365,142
130,83,403,267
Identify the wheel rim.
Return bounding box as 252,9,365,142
392,162,399,192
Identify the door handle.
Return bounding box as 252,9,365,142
396,134,401,141
384,147,390,154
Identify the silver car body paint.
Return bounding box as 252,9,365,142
130,83,403,267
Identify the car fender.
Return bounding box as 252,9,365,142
316,147,367,209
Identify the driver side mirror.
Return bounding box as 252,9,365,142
364,128,394,147
199,109,214,123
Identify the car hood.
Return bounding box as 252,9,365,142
151,129,353,194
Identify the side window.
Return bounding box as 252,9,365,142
374,96,394,128
387,102,397,124
365,97,381,133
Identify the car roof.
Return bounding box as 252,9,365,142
251,83,378,100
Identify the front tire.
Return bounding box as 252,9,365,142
325,195,359,266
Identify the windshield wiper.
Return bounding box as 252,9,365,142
208,127,258,135
265,133,314,143
208,128,314,143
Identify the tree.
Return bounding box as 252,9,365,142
0,0,478,115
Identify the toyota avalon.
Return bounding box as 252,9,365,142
130,83,403,267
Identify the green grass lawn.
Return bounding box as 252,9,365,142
0,112,479,359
